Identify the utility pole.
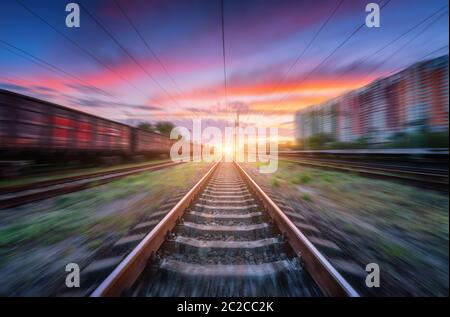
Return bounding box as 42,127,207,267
234,110,239,161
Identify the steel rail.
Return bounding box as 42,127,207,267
91,161,358,297
0,160,174,194
90,161,220,297
280,158,448,187
0,161,183,209
281,157,447,177
234,162,359,297
280,157,447,175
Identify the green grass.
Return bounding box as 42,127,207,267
0,162,208,247
0,159,168,188
291,172,313,185
376,234,411,259
0,210,87,246
270,177,280,188
317,171,337,183
300,193,312,202
246,160,449,295
86,238,103,251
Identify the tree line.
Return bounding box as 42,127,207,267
137,121,175,137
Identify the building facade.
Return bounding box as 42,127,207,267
295,55,449,145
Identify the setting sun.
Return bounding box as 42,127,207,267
223,144,234,156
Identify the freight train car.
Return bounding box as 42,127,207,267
130,127,175,159
0,89,173,162
0,89,131,160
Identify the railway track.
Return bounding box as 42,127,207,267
279,157,448,190
282,157,448,174
90,162,358,297
0,161,183,210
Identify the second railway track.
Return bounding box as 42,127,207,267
0,160,183,210
91,161,358,297
279,156,449,190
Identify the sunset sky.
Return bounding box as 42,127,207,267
0,0,448,140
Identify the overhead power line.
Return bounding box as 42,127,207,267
361,8,448,82
220,0,228,115
0,40,121,119
14,0,164,111
113,0,183,96
386,45,448,78
337,4,448,81
0,39,113,99
270,0,392,111
112,0,203,119
269,0,344,97
79,2,181,108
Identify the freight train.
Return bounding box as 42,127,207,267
0,89,174,163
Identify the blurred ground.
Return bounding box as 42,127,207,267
243,161,449,296
0,160,447,296
0,162,210,296
0,159,168,189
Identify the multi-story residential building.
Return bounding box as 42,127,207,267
295,55,449,146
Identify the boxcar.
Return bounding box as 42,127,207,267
132,128,173,154
0,89,131,159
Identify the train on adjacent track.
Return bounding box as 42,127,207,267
0,89,174,162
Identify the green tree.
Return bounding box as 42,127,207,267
307,133,336,149
137,122,154,131
155,121,175,136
